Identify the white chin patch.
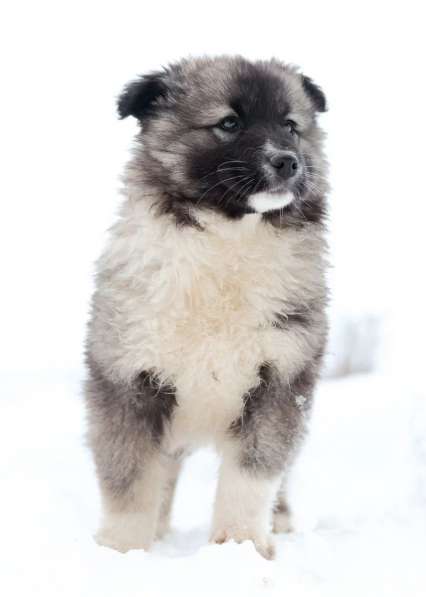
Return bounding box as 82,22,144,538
248,191,294,214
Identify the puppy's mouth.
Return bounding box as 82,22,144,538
247,189,294,214
217,175,296,214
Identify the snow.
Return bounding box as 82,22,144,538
1,371,425,596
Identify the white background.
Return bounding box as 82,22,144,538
1,1,425,595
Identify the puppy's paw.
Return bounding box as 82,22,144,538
95,513,154,553
210,527,275,560
95,528,152,553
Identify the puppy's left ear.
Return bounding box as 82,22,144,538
117,71,169,120
301,75,327,113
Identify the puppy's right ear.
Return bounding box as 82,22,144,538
301,75,327,113
117,72,168,120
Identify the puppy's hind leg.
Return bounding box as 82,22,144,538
156,456,184,540
272,477,293,534
85,362,177,553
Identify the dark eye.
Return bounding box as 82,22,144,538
283,119,298,135
218,115,241,132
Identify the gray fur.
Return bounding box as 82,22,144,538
230,358,322,475
85,55,329,557
85,357,177,497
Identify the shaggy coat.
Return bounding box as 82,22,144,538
85,56,329,559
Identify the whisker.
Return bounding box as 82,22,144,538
217,160,249,168
234,176,256,201
219,175,253,205
223,175,256,210
216,167,250,173
197,174,247,205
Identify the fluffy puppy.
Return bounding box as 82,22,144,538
85,55,329,559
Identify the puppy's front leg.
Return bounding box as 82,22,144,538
211,449,280,560
96,451,169,553
85,362,177,553
211,362,310,559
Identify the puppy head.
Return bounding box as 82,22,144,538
119,56,327,221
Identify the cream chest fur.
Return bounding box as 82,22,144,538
88,197,326,450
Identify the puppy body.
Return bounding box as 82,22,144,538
85,56,329,558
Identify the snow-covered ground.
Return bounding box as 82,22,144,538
1,371,425,596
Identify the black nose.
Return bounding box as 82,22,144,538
269,153,299,180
